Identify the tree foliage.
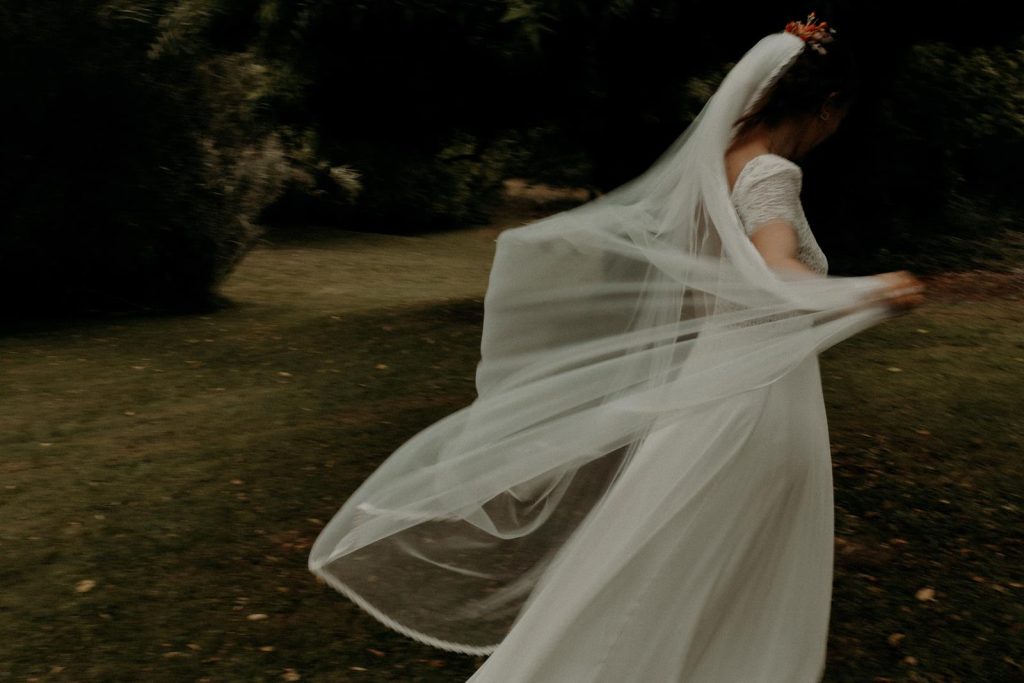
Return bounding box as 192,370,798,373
0,0,300,314
0,1,1020,316
807,36,1024,273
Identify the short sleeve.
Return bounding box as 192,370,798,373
733,163,803,237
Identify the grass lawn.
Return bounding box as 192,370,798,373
1,206,1021,682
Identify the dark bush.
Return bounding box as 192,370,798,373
807,37,1024,274
0,1,292,316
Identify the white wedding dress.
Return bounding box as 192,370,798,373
309,33,898,683
466,154,837,682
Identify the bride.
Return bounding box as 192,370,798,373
310,15,924,682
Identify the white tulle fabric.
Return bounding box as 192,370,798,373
309,31,897,679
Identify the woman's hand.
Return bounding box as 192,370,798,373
871,270,926,312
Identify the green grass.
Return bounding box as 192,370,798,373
821,295,1023,682
0,224,1020,682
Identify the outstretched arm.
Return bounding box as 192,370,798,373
750,220,925,312
734,162,924,309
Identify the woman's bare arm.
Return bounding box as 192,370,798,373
747,220,819,277
749,219,926,310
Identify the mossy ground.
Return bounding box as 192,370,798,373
1,199,1020,682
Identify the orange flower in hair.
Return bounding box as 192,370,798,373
785,12,836,55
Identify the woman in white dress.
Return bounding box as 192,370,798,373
310,16,924,682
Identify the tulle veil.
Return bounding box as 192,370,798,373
308,30,895,655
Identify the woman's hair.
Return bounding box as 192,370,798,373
734,35,861,135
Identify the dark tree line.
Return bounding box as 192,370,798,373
0,0,1020,316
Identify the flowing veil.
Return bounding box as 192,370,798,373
308,31,896,655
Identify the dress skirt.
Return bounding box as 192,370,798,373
466,354,835,682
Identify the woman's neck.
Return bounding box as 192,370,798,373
733,119,814,160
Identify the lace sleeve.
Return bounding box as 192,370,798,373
733,163,803,237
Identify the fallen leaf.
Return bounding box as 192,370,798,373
887,633,906,647
282,669,301,681
914,587,936,601
75,580,97,593
247,613,269,621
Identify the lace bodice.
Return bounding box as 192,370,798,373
730,153,828,275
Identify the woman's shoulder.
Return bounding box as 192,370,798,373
731,153,802,197
742,153,801,179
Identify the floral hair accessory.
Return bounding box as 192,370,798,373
785,12,836,55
